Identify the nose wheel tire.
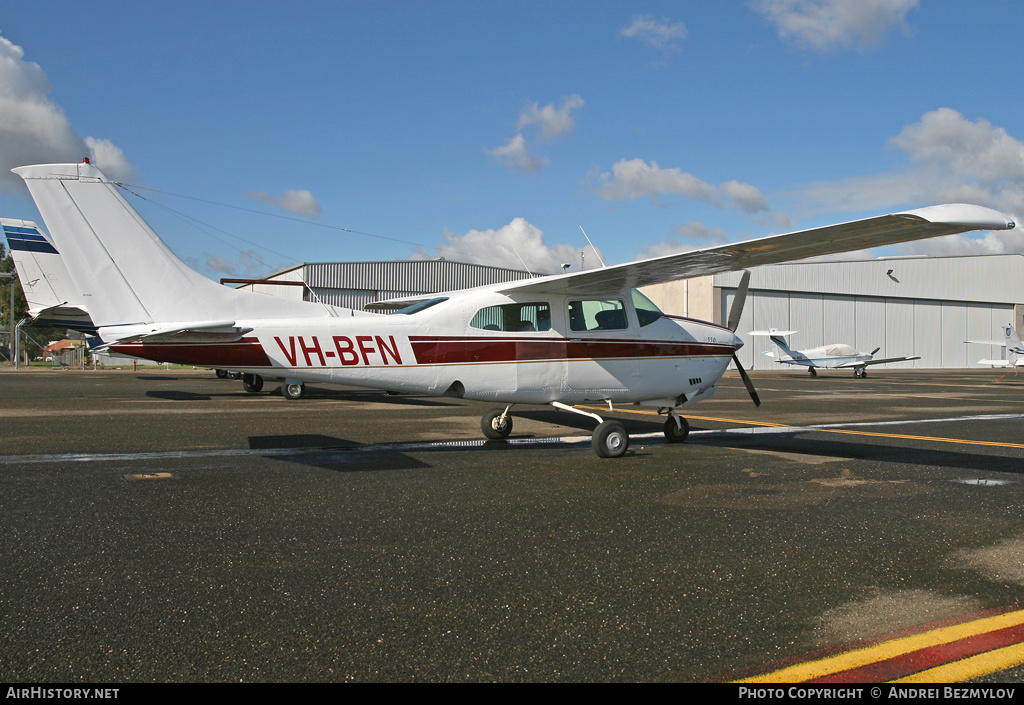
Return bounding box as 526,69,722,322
481,408,513,439
282,382,306,400
663,416,689,443
593,420,629,458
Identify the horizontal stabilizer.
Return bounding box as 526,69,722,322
98,321,253,349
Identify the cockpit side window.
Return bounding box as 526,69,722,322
470,302,551,332
568,299,628,332
631,289,664,327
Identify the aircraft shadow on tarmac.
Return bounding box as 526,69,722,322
247,433,430,472
145,389,213,401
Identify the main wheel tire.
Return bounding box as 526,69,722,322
593,420,629,458
663,416,690,443
215,369,228,379
282,382,305,400
481,408,513,439
809,368,817,377
242,374,264,393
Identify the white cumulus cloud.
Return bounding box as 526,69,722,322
588,158,780,221
487,95,583,173
620,15,688,50
797,109,1024,220
244,189,323,218
0,32,134,190
485,134,548,174
751,0,919,52
417,217,584,275
516,94,584,141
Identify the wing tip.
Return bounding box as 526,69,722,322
900,203,1015,231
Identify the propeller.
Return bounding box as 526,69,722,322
728,270,761,407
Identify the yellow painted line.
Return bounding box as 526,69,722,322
737,609,1024,683
893,642,1024,683
588,407,1024,451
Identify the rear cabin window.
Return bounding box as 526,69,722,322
568,299,628,332
470,302,551,332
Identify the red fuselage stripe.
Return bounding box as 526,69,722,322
111,338,273,367
408,336,732,365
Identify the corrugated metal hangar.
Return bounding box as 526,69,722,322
708,254,1024,371
230,259,534,310
236,254,1024,371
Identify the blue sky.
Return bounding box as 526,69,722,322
1,1,1022,279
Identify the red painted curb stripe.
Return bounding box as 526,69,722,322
811,623,1024,683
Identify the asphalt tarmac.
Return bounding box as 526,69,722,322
2,366,1023,683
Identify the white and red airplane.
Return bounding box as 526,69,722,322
9,160,1016,456
749,329,920,377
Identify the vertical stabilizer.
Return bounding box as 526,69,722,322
13,162,341,330
1005,325,1023,367
1,218,95,332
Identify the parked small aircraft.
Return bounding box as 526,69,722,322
9,160,1015,456
1,218,95,333
749,329,920,377
966,325,1024,368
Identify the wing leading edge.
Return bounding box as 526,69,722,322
495,204,1015,297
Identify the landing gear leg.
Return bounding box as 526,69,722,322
242,373,264,393
550,401,629,458
481,405,514,439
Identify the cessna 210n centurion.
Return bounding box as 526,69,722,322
10,160,1015,456
749,329,920,377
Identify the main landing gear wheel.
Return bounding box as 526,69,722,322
215,369,228,379
481,408,513,439
664,416,690,443
593,420,629,458
855,368,868,378
808,368,817,377
282,382,306,400
242,374,264,394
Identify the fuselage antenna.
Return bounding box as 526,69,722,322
579,226,606,268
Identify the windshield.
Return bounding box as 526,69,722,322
631,289,664,326
393,297,449,315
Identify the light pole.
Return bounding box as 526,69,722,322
0,271,13,365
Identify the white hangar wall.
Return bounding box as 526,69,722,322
712,255,1024,371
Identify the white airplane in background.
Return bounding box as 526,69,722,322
966,325,1024,368
9,160,1015,457
749,329,920,378
1,218,95,334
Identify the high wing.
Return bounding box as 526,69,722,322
493,204,1014,297
361,205,1013,311
835,355,921,368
